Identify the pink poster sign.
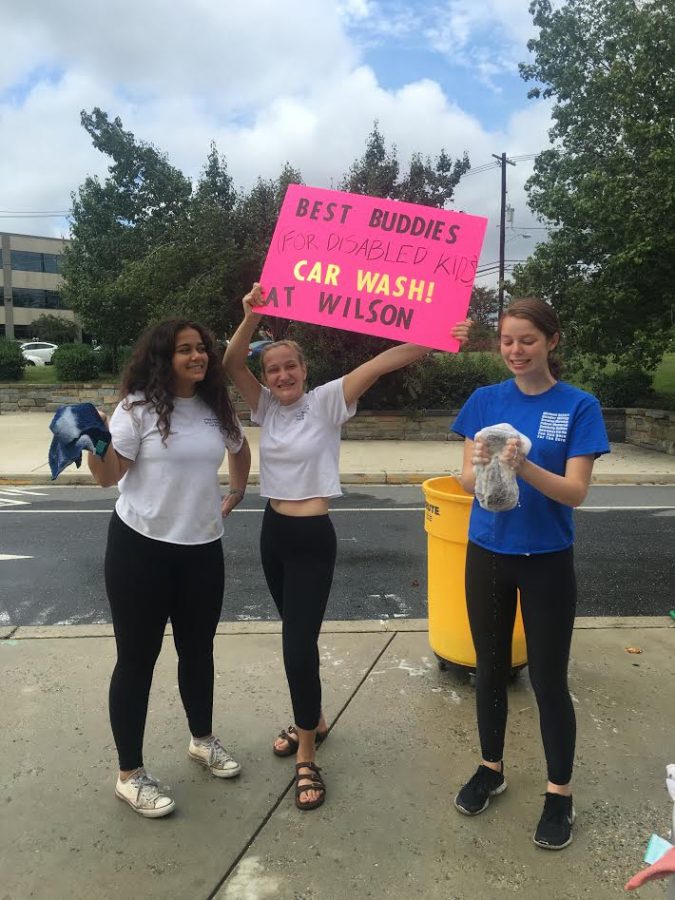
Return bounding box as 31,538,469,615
259,184,487,352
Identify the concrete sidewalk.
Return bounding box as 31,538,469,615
1,413,674,897
1,618,673,899
1,412,675,484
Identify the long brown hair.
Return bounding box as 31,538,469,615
499,297,562,378
120,319,241,443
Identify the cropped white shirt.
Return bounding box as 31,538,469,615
251,378,356,500
110,393,244,544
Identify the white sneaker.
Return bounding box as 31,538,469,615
115,768,176,818
189,736,241,778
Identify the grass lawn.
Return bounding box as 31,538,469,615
21,366,58,384
21,367,116,385
652,353,675,398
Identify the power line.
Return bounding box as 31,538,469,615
463,153,537,177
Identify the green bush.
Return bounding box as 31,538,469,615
411,352,510,410
116,345,133,374
0,340,26,381
92,344,114,373
96,344,133,376
53,344,99,381
589,369,654,407
288,321,509,409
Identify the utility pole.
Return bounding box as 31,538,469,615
491,153,516,317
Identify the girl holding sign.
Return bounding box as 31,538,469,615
451,298,609,849
225,283,466,811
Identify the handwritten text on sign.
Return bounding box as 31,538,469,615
259,185,487,352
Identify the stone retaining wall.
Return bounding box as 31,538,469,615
1,383,672,453
625,408,675,455
0,382,252,421
341,406,628,443
0,383,120,414
341,410,461,442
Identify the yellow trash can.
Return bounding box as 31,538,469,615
422,475,527,673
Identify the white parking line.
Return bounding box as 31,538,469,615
0,488,48,508
0,488,47,496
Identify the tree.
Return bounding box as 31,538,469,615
513,0,675,374
231,163,303,340
62,108,192,364
464,286,499,351
117,154,303,342
117,143,241,339
28,314,79,344
341,123,470,206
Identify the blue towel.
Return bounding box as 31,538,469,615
48,403,111,480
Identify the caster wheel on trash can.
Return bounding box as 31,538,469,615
434,654,474,684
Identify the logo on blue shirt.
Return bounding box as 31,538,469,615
537,412,570,442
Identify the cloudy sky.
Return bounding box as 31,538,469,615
0,0,555,286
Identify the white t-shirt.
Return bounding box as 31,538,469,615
110,392,244,545
251,378,356,500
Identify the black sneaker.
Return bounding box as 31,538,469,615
454,764,507,815
533,792,575,849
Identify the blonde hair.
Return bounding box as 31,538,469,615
259,340,306,376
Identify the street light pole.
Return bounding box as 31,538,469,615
492,152,516,318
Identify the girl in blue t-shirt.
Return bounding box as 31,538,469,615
451,298,609,850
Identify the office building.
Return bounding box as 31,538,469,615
1,231,75,340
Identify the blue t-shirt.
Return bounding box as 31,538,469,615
452,379,610,555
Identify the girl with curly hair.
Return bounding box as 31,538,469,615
88,318,251,818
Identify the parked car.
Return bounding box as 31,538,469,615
247,339,273,357
20,341,58,366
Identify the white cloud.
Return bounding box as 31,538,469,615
335,0,537,84
424,0,537,85
0,0,554,287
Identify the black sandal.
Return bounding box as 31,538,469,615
272,724,328,758
295,761,326,811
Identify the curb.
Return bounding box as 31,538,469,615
3,616,673,642
2,472,675,487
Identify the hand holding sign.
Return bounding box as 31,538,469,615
243,282,265,317
451,318,473,345
259,185,487,352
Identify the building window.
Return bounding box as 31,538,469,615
13,325,36,339
10,250,63,274
11,287,68,309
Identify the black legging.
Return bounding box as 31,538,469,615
260,503,337,731
105,512,224,771
465,540,577,786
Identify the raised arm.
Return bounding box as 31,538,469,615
342,343,429,407
342,318,474,408
223,284,265,412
